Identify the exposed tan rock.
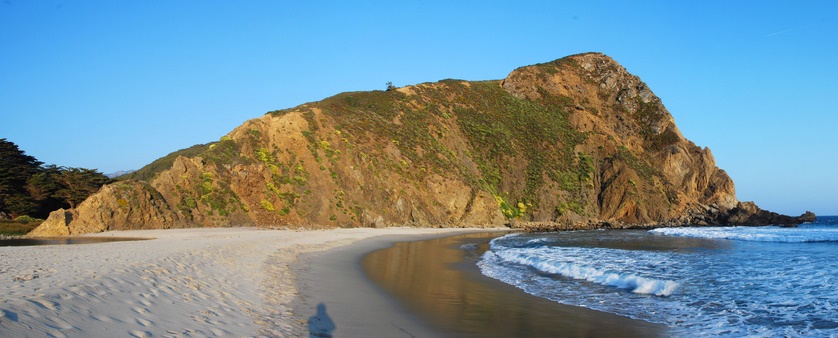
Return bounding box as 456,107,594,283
26,209,73,237
28,181,182,236
29,52,809,237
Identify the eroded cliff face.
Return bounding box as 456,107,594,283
500,53,740,226
29,53,809,236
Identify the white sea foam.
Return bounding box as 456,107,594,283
524,238,552,246
482,248,679,296
459,243,478,251
478,225,838,337
649,225,838,243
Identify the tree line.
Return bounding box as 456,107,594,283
0,138,110,220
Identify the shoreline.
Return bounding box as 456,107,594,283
295,230,668,337
291,230,501,337
1,226,666,337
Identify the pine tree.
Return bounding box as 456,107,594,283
0,138,43,217
53,167,110,209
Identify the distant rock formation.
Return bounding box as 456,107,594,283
105,170,136,179
29,53,813,237
717,202,815,227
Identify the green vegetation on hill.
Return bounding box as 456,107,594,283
123,143,211,181
271,80,591,218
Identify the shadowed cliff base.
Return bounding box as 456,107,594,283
29,53,812,237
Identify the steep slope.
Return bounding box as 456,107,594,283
29,53,812,237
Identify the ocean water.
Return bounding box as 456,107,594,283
478,216,838,337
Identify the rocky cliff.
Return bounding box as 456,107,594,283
28,53,813,237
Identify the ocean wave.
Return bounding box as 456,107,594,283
649,226,838,243
525,238,549,245
482,250,679,296
478,228,838,336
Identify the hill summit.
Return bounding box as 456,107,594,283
29,53,813,236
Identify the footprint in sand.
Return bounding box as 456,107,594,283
45,315,75,330
194,291,210,301
128,329,151,338
91,313,115,323
100,277,120,289
46,328,68,338
200,309,218,317
159,284,177,295
191,314,211,324
209,328,229,335
1,309,19,322
27,298,58,310
67,286,89,298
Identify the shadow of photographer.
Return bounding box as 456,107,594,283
308,303,336,337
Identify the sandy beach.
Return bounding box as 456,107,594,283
1,227,670,337
0,227,485,337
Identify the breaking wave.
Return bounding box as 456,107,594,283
482,250,679,296
649,225,838,243
476,220,838,336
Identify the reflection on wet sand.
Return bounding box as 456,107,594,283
363,232,667,337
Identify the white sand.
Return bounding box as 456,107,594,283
0,227,482,337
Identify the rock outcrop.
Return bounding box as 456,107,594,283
29,53,813,236
719,202,816,227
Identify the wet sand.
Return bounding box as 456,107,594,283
296,232,668,337
293,233,463,337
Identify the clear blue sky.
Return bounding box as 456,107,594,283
1,1,836,215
